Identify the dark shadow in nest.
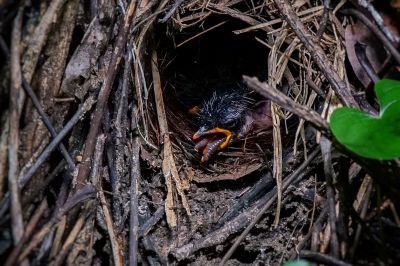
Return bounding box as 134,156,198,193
156,16,297,182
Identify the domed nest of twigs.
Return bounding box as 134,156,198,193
154,16,301,182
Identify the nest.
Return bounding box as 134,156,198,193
159,20,271,182
145,2,319,182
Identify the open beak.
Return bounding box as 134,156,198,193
192,127,232,162
193,127,232,149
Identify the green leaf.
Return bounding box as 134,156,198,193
375,79,400,112
282,259,312,266
330,79,400,160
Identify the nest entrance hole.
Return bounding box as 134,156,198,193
159,16,269,110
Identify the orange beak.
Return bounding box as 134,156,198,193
188,106,201,115
192,127,232,150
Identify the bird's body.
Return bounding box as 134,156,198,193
192,83,272,162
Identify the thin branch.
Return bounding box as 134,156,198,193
18,96,95,188
316,0,331,40
349,175,373,261
95,135,122,266
289,203,328,259
219,148,320,264
356,0,399,43
49,211,87,266
354,42,379,83
74,0,138,191
159,0,185,23
0,111,9,199
5,200,48,266
17,184,96,262
176,20,228,47
243,76,329,132
306,76,326,98
273,0,358,107
129,136,141,266
300,250,352,266
22,78,75,169
0,161,66,220
8,7,24,244
320,136,339,258
139,206,165,236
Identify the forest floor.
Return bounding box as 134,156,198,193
0,0,400,265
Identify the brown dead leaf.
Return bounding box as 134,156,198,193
193,161,262,183
345,21,386,87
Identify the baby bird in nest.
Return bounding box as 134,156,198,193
192,83,272,163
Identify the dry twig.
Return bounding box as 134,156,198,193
243,76,329,132
129,136,141,266
273,0,358,107
8,7,24,244
320,136,340,258
17,185,96,262
18,96,95,188
219,148,320,264
5,200,48,266
74,1,138,191
151,49,191,227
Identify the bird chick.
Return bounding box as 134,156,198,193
192,84,271,163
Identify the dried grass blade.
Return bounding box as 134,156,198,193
151,49,191,228
271,103,283,227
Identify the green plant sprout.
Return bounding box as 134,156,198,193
330,79,400,160
282,259,312,266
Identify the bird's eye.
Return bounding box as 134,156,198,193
225,120,237,129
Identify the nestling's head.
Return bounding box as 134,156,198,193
192,84,256,162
